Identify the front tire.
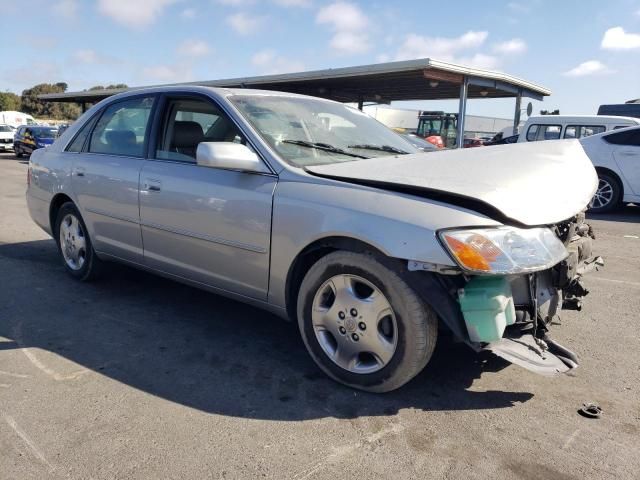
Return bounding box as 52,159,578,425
15,145,23,158
297,251,437,392
54,202,103,281
588,172,621,213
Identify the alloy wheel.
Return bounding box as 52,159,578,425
311,274,398,374
59,213,87,270
589,178,614,210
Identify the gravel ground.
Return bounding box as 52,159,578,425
1,151,639,479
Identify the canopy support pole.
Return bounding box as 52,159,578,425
513,91,522,136
456,76,468,149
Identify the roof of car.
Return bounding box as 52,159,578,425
525,114,640,124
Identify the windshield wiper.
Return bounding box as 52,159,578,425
282,139,368,159
347,144,409,155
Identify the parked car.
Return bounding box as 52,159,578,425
463,137,484,148
518,115,640,143
484,134,519,146
580,126,640,212
27,86,601,392
13,125,57,157
400,132,438,151
0,124,14,151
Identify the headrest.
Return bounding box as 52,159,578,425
172,121,204,147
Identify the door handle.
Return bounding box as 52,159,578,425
144,179,162,192
619,151,637,157
74,167,85,177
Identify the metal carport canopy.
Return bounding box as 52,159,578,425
39,58,551,147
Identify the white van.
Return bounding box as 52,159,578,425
518,115,640,143
0,111,36,128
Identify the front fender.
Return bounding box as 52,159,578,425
267,175,500,309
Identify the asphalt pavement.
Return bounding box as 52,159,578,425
1,151,639,479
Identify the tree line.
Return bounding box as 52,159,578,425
0,83,128,121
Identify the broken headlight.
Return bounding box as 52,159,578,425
438,226,568,275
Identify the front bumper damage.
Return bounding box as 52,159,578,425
467,212,603,376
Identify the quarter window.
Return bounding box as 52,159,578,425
526,124,561,141
66,115,99,152
89,96,155,157
526,124,539,141
156,97,245,163
604,129,640,146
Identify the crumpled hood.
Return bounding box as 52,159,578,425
306,140,598,226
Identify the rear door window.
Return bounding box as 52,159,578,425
89,96,155,157
564,125,605,139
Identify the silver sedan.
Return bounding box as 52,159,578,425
27,86,601,391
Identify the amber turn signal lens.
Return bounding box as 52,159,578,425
443,234,500,272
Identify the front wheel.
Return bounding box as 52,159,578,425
588,172,621,213
15,145,23,158
54,202,103,281
297,251,438,392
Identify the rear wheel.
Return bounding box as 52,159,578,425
54,202,103,281
588,172,621,213
297,251,437,392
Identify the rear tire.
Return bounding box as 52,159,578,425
588,172,621,213
54,202,103,281
297,251,438,392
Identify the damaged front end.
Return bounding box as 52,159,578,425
433,212,603,376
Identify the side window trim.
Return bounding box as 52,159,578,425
85,93,158,159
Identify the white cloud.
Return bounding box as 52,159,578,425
180,8,196,19
215,0,255,5
507,2,530,13
601,27,640,50
176,39,211,57
272,0,312,6
73,49,100,64
227,12,265,35
394,31,488,61
251,49,305,74
141,64,194,83
316,2,369,31
493,38,527,54
329,31,370,54
316,2,371,55
97,0,179,29
52,0,78,18
564,60,613,77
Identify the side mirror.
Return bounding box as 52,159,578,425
196,142,265,172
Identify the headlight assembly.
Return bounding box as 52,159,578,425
438,226,568,275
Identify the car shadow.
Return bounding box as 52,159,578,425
0,239,534,421
588,204,640,223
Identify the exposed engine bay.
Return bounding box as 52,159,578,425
483,211,604,375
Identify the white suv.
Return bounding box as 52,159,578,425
0,124,14,152
580,126,640,212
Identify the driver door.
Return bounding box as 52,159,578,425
139,94,277,300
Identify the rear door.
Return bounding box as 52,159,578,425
70,95,156,263
609,129,640,195
139,94,277,300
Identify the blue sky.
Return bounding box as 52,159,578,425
1,0,639,119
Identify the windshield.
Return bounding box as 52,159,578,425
0,125,13,132
32,127,57,138
229,94,418,166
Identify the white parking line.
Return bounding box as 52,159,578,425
589,276,640,288
2,413,55,473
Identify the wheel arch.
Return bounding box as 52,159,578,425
49,193,75,233
594,166,624,196
284,236,389,322
284,236,469,343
